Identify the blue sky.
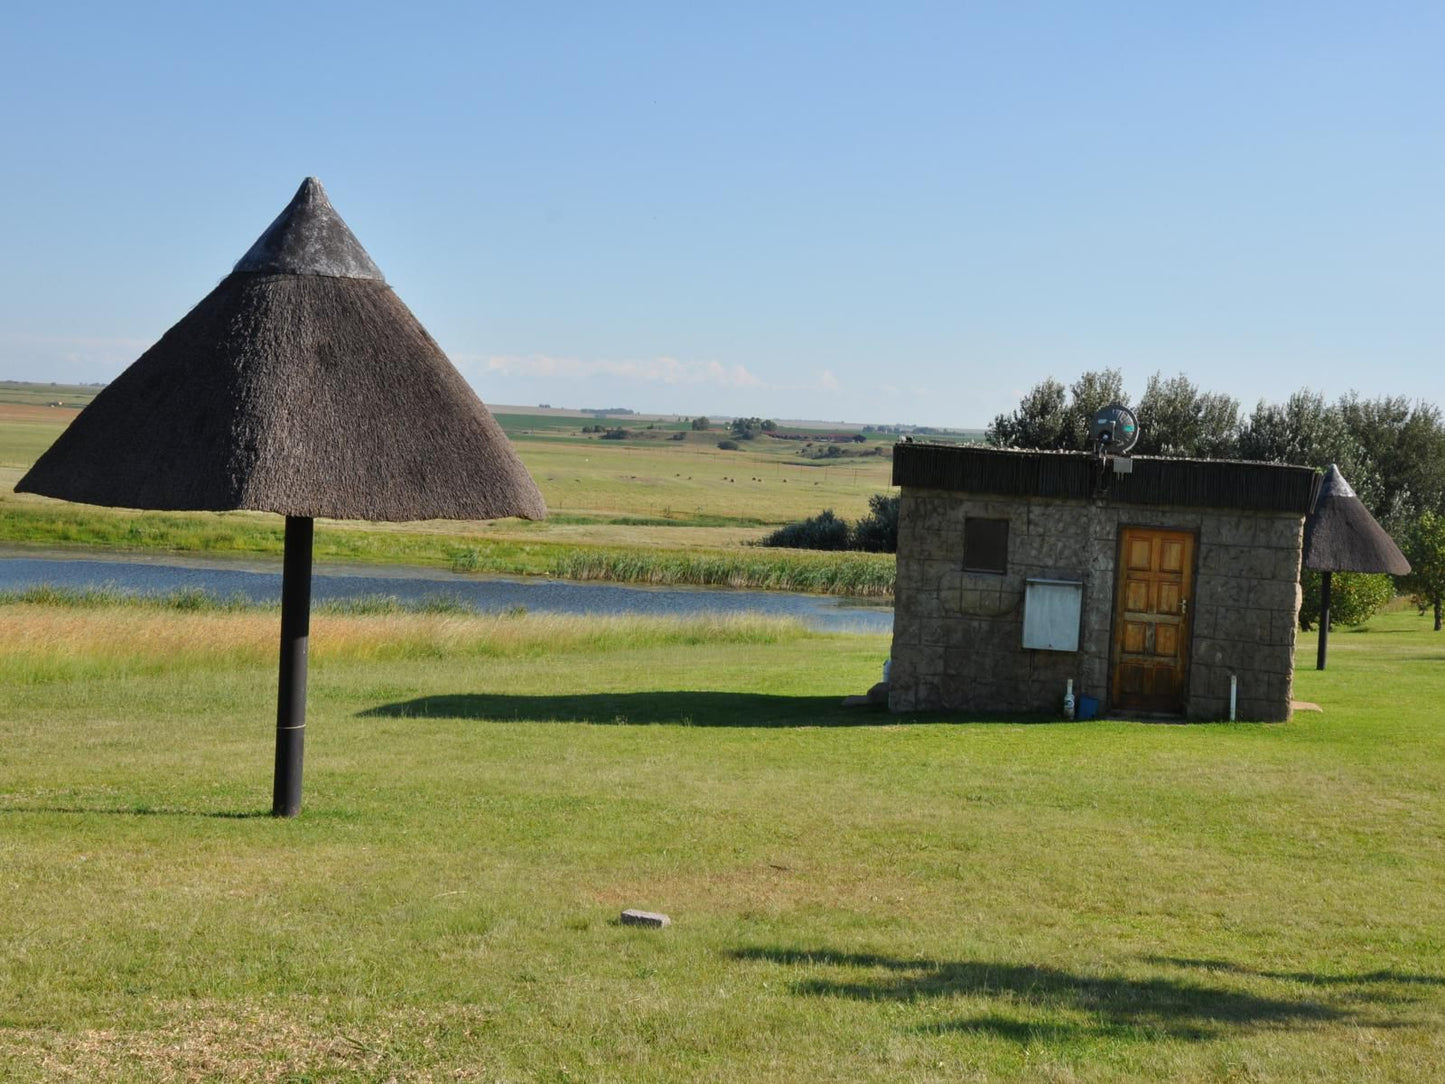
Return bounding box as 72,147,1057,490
2,2,1440,427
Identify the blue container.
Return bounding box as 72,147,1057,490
1076,695,1099,720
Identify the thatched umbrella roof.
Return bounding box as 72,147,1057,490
1302,464,1409,574
18,177,545,523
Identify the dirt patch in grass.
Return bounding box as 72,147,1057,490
2,1000,494,1082
0,404,80,424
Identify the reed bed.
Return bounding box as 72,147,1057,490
551,548,895,596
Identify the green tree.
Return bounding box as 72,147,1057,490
1337,395,1445,531
851,493,899,553
1238,390,1364,478
690,415,710,431
1063,368,1130,448
730,417,774,439
1298,570,1396,631
987,370,1129,451
1134,372,1240,458
1401,510,1445,631
986,377,1068,448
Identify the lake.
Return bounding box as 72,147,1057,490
0,548,893,634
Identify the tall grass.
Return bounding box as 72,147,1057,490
552,548,895,596
0,595,814,685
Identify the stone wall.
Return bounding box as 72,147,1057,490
888,489,1303,721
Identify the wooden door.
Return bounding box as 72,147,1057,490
1111,527,1195,714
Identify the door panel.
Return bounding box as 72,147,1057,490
1111,527,1195,713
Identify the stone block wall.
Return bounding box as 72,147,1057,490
888,488,1303,721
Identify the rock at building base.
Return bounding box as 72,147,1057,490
621,909,671,928
842,682,890,709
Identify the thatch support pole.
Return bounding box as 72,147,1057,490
1316,570,1332,671
272,515,313,817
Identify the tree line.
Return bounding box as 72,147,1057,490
988,369,1445,628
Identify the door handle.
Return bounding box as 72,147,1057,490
1180,598,1188,615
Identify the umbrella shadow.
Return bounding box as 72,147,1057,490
360,691,913,728
357,692,1045,728
730,948,1400,1042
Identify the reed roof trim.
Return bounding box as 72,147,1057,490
892,443,1319,515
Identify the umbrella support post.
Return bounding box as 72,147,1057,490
1316,570,1331,671
272,515,313,817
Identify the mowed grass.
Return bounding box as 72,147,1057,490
0,600,1441,1081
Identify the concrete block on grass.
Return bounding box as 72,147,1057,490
621,909,671,928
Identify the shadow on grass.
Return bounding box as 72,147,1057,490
1146,956,1445,990
731,948,1399,1042
0,806,269,820
356,691,1025,728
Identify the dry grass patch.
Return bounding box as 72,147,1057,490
0,602,812,679
2,1000,495,1083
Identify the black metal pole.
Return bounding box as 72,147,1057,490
1316,570,1332,671
272,515,313,817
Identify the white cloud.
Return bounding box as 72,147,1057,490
474,353,764,389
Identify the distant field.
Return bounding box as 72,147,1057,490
0,383,903,591
0,386,895,527
0,404,81,469
0,381,102,409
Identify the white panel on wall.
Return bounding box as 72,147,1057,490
1023,578,1083,651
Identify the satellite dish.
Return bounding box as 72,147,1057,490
1091,403,1139,456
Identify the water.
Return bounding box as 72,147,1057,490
0,548,893,634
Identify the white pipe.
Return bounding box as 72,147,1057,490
1063,678,1075,720
1229,674,1237,722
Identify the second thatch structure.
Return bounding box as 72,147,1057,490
1301,464,1409,670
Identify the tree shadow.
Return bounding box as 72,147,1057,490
1145,956,1445,991
0,805,269,820
356,691,1005,728
730,948,1404,1042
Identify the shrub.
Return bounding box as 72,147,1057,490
717,439,739,450
851,494,899,553
1299,570,1395,630
759,509,852,551
601,428,630,440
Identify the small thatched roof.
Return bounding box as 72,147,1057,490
1302,465,1409,574
18,178,545,523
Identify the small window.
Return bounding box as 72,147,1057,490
963,517,1008,574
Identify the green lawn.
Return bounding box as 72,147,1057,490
0,600,1440,1081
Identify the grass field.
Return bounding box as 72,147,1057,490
0,595,1440,1081
0,387,904,593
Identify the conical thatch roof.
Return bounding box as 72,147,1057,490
18,178,545,523
1302,464,1409,574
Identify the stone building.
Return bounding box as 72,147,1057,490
888,444,1320,721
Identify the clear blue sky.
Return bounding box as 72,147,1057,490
2,2,1440,427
